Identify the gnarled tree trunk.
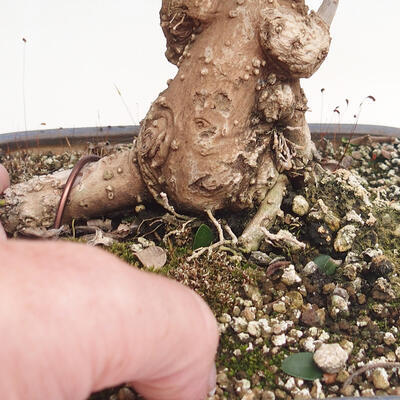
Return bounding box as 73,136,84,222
0,0,338,249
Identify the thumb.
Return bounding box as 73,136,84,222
0,240,219,400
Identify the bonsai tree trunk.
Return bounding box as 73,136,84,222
1,0,338,249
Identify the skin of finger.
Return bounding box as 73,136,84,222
0,240,219,400
0,164,10,193
0,224,6,240
0,164,10,239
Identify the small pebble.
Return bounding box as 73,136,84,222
313,343,349,373
334,225,357,252
384,332,396,345
292,195,309,216
117,387,136,400
281,265,301,286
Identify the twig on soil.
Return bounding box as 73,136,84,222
187,209,238,261
219,245,242,257
159,192,191,221
135,217,164,239
187,240,233,261
206,209,224,242
163,218,195,244
223,223,238,245
344,362,400,387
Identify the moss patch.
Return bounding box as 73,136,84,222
217,334,286,390
162,251,265,316
107,241,140,266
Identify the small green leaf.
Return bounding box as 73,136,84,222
314,254,338,276
193,224,214,250
281,352,323,381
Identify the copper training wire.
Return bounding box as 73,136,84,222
53,155,100,229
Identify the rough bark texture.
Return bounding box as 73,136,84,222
239,173,288,251
137,0,331,213
1,150,150,233
1,0,337,244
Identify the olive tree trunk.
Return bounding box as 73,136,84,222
1,0,338,246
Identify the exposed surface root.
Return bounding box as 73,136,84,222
163,218,195,244
344,362,400,387
223,223,238,245
187,240,233,261
158,192,192,221
239,174,288,252
187,209,236,261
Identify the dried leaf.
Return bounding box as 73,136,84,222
87,229,115,247
321,159,340,172
135,246,167,270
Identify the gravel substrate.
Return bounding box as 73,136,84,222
1,136,399,399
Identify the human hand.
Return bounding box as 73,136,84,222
0,164,10,240
0,240,219,400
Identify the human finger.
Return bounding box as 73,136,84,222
0,240,219,400
0,164,10,193
0,164,10,240
0,224,6,240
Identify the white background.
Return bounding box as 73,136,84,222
1,0,399,134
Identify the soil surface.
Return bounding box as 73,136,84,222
1,135,400,399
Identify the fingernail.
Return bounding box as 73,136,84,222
207,363,217,397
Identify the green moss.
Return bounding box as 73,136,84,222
304,173,369,219
152,246,191,277
375,319,389,331
270,351,287,367
217,335,276,388
388,297,400,308
105,240,265,316
172,246,191,258
366,299,377,311
107,241,139,266
353,205,400,296
217,334,289,390
62,237,86,244
158,249,265,315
